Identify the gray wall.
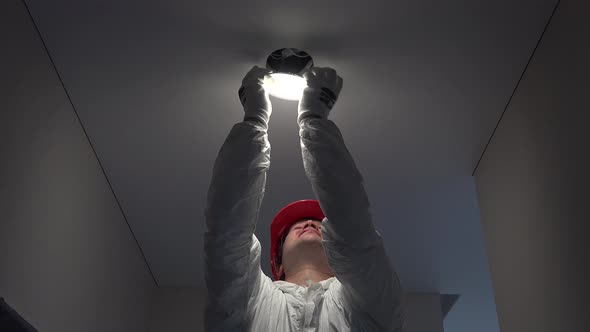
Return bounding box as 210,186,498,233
0,1,157,331
148,288,205,332
404,293,444,332
474,0,589,331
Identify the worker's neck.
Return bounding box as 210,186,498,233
284,268,333,287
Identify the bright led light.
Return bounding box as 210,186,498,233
263,73,308,101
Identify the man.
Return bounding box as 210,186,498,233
204,65,405,331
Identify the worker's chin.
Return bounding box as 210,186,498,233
296,236,323,247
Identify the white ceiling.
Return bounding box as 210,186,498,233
25,0,556,330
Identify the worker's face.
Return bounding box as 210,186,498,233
284,219,323,245
278,219,324,277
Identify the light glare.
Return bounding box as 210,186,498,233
263,73,307,101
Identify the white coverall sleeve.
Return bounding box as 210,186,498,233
203,121,271,331
299,118,405,331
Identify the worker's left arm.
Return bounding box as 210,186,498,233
298,67,405,331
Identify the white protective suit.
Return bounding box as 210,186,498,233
204,116,405,331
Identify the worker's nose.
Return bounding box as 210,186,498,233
303,220,318,229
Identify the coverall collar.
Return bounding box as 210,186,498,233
273,276,336,294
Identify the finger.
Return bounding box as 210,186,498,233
257,67,273,78
244,66,270,84
263,67,274,76
335,76,343,96
321,68,338,86
302,68,315,79
324,67,337,78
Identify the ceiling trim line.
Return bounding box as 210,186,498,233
21,0,160,288
472,0,562,176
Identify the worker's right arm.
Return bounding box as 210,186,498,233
203,66,274,331
203,120,271,331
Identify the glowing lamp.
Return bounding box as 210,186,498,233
263,48,313,101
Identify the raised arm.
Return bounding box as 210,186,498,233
203,66,274,331
298,67,405,331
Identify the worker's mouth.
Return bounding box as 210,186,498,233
300,229,320,237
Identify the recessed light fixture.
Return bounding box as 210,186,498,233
263,48,313,101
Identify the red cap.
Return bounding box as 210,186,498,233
270,199,325,281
